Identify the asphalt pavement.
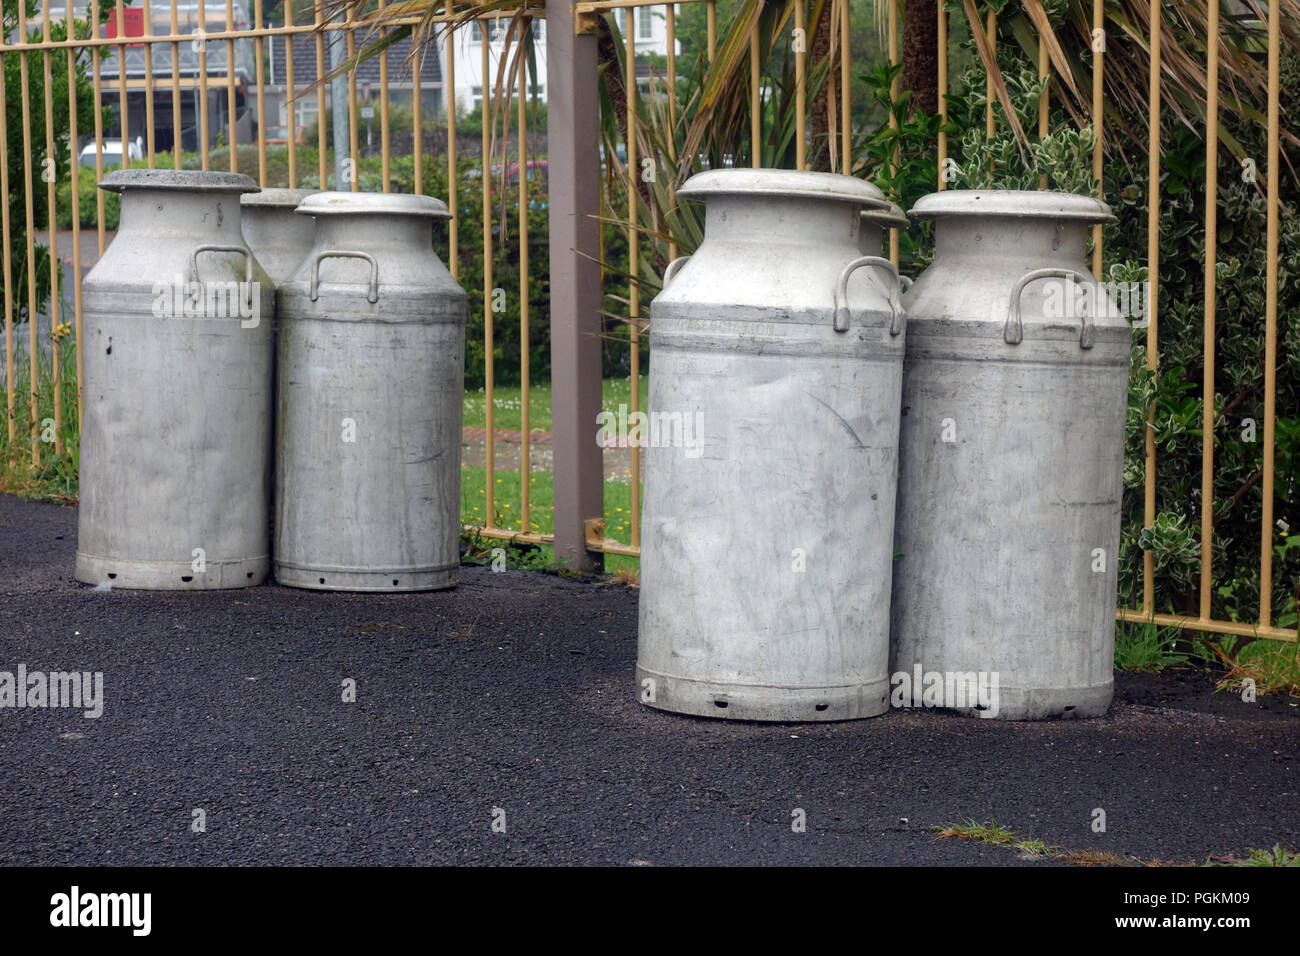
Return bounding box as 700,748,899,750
0,493,1296,866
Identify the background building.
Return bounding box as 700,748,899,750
445,6,679,115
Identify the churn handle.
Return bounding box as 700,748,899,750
190,244,255,311
834,255,905,336
662,255,691,290
1005,267,1098,349
310,250,380,304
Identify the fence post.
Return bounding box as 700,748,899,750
547,0,604,573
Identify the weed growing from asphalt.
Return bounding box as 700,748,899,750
1228,843,1300,867
1198,634,1300,698
935,818,1297,867
460,533,553,573
1114,621,1189,673
446,612,482,641
934,819,1059,858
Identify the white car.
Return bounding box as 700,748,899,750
78,137,144,169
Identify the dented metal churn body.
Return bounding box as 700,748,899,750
76,169,274,590
891,190,1129,719
274,192,466,592
636,169,908,721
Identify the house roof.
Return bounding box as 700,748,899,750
272,30,442,89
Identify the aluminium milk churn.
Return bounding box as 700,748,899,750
636,169,908,721
241,187,320,549
891,189,1127,719
240,188,320,285
76,169,274,590
274,192,466,591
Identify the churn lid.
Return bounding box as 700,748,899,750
862,202,910,229
295,191,451,220
908,189,1115,224
99,168,259,194
678,168,891,210
241,187,319,208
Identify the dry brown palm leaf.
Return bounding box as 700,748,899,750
961,0,1032,163
1022,0,1084,106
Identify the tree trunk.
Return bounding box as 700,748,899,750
899,0,939,118
809,0,833,170
597,18,626,147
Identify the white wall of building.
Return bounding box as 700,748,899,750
445,7,679,116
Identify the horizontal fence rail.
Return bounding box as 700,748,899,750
0,0,1293,644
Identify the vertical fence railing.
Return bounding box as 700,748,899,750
888,0,899,263
794,0,805,170
197,0,208,165
624,7,641,550
67,0,85,430
480,21,495,531
20,2,36,467
169,0,182,171
985,6,995,137
1261,0,1281,632
42,0,63,456
0,13,11,452
61,4,81,441
936,2,946,190
311,3,325,184
224,0,235,168
1089,0,1102,277
1142,0,1160,621
345,7,359,190
254,0,266,182
443,27,453,271
1200,0,1219,624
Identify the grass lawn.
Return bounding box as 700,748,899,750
461,377,649,571
462,377,650,433
460,463,641,574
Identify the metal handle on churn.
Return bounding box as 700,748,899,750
662,255,691,290
1005,267,1098,349
834,255,905,336
310,250,380,304
190,244,255,311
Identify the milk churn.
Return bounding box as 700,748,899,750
891,190,1126,719
636,169,907,721
274,192,466,592
76,169,274,589
240,188,319,285
241,188,319,551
